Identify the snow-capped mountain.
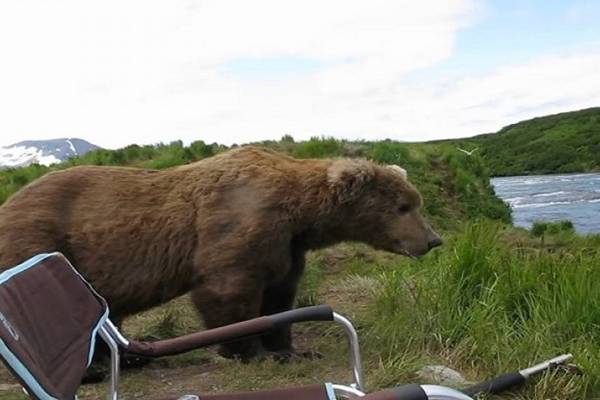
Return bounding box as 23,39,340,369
0,138,101,169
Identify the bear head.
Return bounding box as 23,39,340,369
327,159,442,257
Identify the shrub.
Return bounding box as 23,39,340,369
531,220,575,237
369,142,411,165
291,137,344,159
531,221,548,237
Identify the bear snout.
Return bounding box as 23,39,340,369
428,236,443,250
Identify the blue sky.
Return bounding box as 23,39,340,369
0,0,599,148
449,1,600,71
223,1,600,80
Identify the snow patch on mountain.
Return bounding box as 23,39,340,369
0,145,61,167
66,139,76,154
0,138,100,169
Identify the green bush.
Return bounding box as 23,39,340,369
531,220,575,237
531,221,547,237
369,141,411,165
0,164,50,204
291,137,344,159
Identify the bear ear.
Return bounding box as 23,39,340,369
327,159,375,203
386,164,407,179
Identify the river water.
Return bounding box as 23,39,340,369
491,173,600,234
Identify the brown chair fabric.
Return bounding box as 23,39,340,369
362,388,419,400
189,384,333,400
0,253,108,400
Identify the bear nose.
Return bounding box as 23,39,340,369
428,237,443,250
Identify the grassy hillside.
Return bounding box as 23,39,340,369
449,107,600,176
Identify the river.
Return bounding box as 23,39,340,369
491,173,600,234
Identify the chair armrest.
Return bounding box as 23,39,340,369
125,305,333,357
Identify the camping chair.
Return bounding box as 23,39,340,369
0,253,573,400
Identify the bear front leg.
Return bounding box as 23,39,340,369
260,283,298,352
260,248,305,353
191,276,266,360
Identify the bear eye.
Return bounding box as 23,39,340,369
398,204,411,214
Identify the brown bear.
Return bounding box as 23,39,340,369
0,146,441,358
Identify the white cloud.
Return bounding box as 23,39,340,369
0,0,478,147
411,51,600,138
0,0,598,149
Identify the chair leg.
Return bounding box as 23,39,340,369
99,326,120,400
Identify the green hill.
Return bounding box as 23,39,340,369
453,107,600,176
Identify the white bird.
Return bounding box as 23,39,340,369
457,147,478,156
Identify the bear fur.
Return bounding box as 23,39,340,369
0,146,440,357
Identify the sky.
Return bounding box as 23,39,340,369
1,0,599,149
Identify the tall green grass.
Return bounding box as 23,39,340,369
370,221,599,398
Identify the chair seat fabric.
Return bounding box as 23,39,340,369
0,253,109,400
189,383,335,400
